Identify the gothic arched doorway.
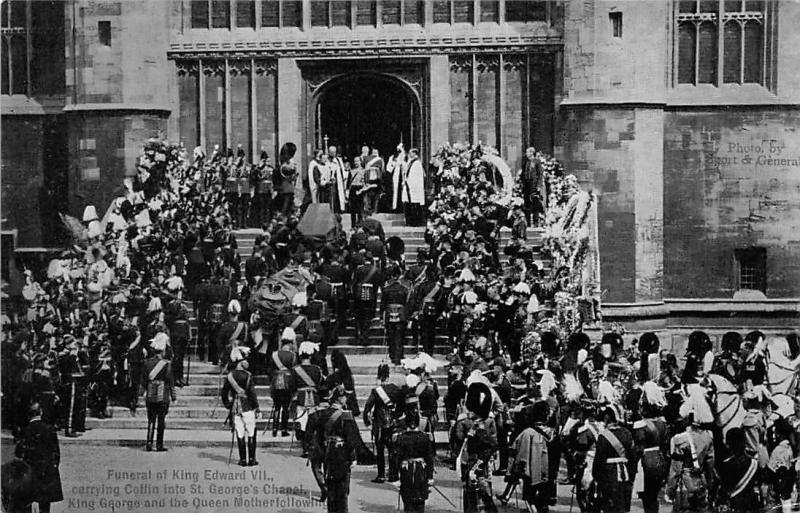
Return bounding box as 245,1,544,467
313,73,421,162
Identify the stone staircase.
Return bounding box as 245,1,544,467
83,212,550,445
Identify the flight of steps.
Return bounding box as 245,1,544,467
84,212,551,445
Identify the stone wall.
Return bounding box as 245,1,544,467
66,113,168,219
663,109,800,299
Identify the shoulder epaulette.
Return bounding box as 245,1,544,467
633,420,647,430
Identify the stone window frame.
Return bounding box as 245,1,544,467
380,0,425,26
734,246,767,293
260,0,303,29
672,0,776,89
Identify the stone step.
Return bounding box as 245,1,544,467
180,372,448,387
88,414,451,431
45,428,450,447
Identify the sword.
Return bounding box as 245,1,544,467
430,483,457,509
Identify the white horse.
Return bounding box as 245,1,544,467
707,374,746,436
765,336,800,395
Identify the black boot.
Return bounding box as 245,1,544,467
271,410,278,438
247,434,258,466
155,418,167,451
237,438,247,466
145,422,154,452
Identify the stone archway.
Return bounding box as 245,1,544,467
311,72,422,161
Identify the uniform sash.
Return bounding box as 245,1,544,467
730,458,758,498
375,385,392,406
148,360,167,381
272,351,289,371
227,372,247,396
290,315,305,331
295,366,316,388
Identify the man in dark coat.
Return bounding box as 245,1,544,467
317,254,349,347
15,403,63,513
141,333,176,452
293,342,325,448
244,246,268,287
592,404,636,513
205,274,232,365
222,347,261,466
394,408,435,513
719,427,760,513
319,385,373,513
520,148,545,225
269,338,297,437
381,266,411,365
411,268,442,355
362,364,402,483
352,254,382,345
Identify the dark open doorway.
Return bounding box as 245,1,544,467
314,73,420,162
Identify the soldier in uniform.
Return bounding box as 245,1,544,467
412,267,442,356
320,385,373,513
215,300,248,369
352,253,382,345
500,401,554,513
293,341,325,447
224,165,241,227
407,372,439,446
394,406,435,513
632,382,669,513
304,389,331,502
456,381,498,513
205,273,232,365
15,402,63,513
573,401,603,512
317,253,349,347
592,404,636,513
269,337,297,437
222,347,260,466
381,266,411,365
164,294,190,387
718,427,760,513
141,333,176,452
58,338,85,437
252,149,273,227
665,407,716,513
362,364,402,483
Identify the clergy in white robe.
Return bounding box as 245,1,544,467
402,148,426,226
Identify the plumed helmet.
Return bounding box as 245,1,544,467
462,291,478,305
638,332,660,354
721,331,743,353
465,381,493,420
82,205,99,222
228,299,241,314
230,346,251,363
512,282,530,295
147,297,162,313
405,374,421,388
150,332,169,352
459,268,476,283
377,363,391,381
291,292,308,308
298,341,319,356
281,327,296,342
